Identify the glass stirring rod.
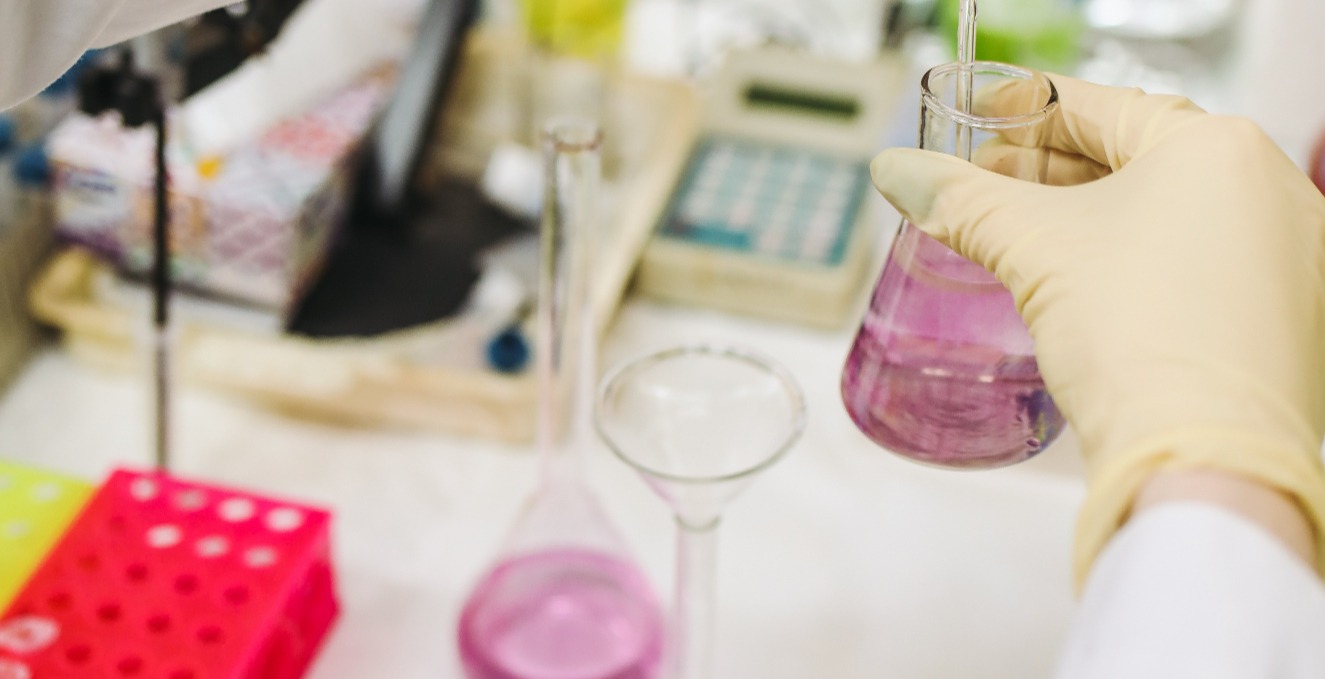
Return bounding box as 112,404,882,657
956,0,977,161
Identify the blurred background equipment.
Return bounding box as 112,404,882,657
48,64,394,316
27,20,699,442
184,0,316,97
1082,0,1238,39
937,0,1084,72
637,46,901,328
0,109,60,394
287,0,501,337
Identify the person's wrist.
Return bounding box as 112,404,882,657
1132,469,1316,568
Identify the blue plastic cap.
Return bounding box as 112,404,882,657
0,116,14,155
13,144,51,187
486,326,531,374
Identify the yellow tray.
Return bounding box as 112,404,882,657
0,461,94,610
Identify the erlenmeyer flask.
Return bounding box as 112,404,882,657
457,121,665,679
841,61,1066,469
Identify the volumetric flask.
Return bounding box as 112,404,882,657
457,121,665,679
841,61,1065,469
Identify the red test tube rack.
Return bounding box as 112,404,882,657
0,468,339,679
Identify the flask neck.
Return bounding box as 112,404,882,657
536,120,602,487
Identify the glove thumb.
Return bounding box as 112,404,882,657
871,147,1050,274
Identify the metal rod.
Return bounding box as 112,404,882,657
151,97,172,471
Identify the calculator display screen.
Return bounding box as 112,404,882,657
743,84,860,121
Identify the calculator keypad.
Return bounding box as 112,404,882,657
661,137,869,266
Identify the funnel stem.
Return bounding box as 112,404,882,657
537,120,602,487
673,519,719,679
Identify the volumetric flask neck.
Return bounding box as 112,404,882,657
458,120,664,679
537,119,601,487
841,62,1065,469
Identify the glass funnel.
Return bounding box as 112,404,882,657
457,121,665,679
841,61,1065,469
596,345,806,679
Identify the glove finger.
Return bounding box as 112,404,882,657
871,147,1050,275
974,73,1207,171
971,139,1110,186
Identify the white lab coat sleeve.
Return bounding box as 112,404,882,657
0,0,229,111
1056,502,1325,679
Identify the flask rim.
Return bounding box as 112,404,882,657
920,61,1059,130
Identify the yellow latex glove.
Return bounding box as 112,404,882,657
870,74,1325,587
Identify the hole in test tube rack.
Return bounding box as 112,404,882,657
0,616,59,653
173,490,208,511
30,484,60,503
264,508,304,532
217,498,256,522
126,563,150,583
243,547,278,569
146,525,182,548
169,669,196,679
47,593,71,611
222,586,250,606
0,658,31,679
147,614,172,634
4,521,30,540
195,536,229,559
107,515,128,532
97,603,122,623
116,656,143,675
77,554,100,571
0,475,11,491
196,626,224,645
129,478,158,501
65,644,92,665
174,574,200,595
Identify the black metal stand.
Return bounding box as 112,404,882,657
78,49,172,471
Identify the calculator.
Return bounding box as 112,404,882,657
638,48,904,328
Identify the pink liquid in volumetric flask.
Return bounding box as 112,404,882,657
841,223,1064,468
458,549,665,679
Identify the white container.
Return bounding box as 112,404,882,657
1227,0,1325,164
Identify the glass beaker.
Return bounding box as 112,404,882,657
841,61,1066,469
457,121,665,679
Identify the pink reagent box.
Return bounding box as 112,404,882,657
0,468,339,679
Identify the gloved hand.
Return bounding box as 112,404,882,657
870,74,1325,587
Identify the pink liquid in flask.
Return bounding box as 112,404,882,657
458,548,665,679
842,223,1064,468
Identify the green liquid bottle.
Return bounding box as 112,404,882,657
938,0,1084,72
522,0,627,59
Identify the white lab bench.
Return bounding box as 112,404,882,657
0,295,1086,679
